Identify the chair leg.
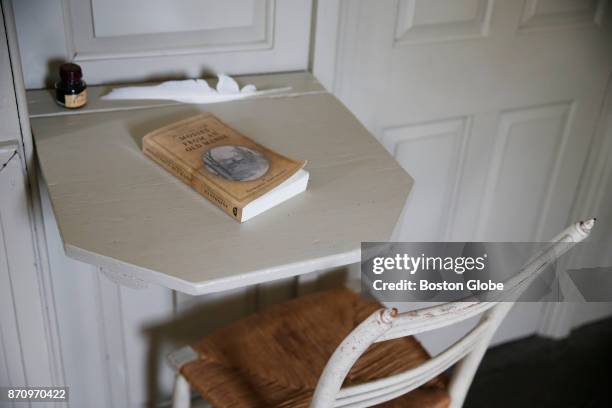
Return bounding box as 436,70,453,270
172,374,191,408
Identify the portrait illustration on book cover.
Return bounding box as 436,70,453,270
142,112,307,221
203,145,270,182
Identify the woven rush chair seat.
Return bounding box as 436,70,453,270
178,287,450,408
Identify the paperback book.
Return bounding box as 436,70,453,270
143,113,308,222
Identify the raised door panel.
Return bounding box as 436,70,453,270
519,0,605,30
382,117,470,240
70,0,272,59
395,0,495,44
477,102,574,241
13,0,312,88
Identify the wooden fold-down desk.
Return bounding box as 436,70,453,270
28,72,412,295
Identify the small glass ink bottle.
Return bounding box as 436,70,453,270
55,63,87,109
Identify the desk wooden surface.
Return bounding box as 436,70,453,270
29,72,412,295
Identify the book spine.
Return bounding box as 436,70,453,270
143,140,192,185
191,178,244,222
143,139,245,222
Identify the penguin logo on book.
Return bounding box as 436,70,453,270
203,145,270,181
233,207,238,216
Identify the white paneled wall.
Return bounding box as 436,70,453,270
39,175,358,406
2,1,612,407
0,145,61,406
0,146,28,405
5,1,316,405
12,0,312,88
1,4,62,403
38,178,177,406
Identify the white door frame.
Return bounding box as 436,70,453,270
1,0,65,390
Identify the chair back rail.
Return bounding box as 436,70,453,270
379,302,490,342
311,220,595,408
337,310,496,403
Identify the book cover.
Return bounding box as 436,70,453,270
142,113,306,222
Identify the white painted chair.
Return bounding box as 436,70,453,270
169,219,594,408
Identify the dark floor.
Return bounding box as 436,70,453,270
465,317,612,408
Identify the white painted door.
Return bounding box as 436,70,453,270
316,0,612,343
327,0,611,242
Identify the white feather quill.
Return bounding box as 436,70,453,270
101,74,287,104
